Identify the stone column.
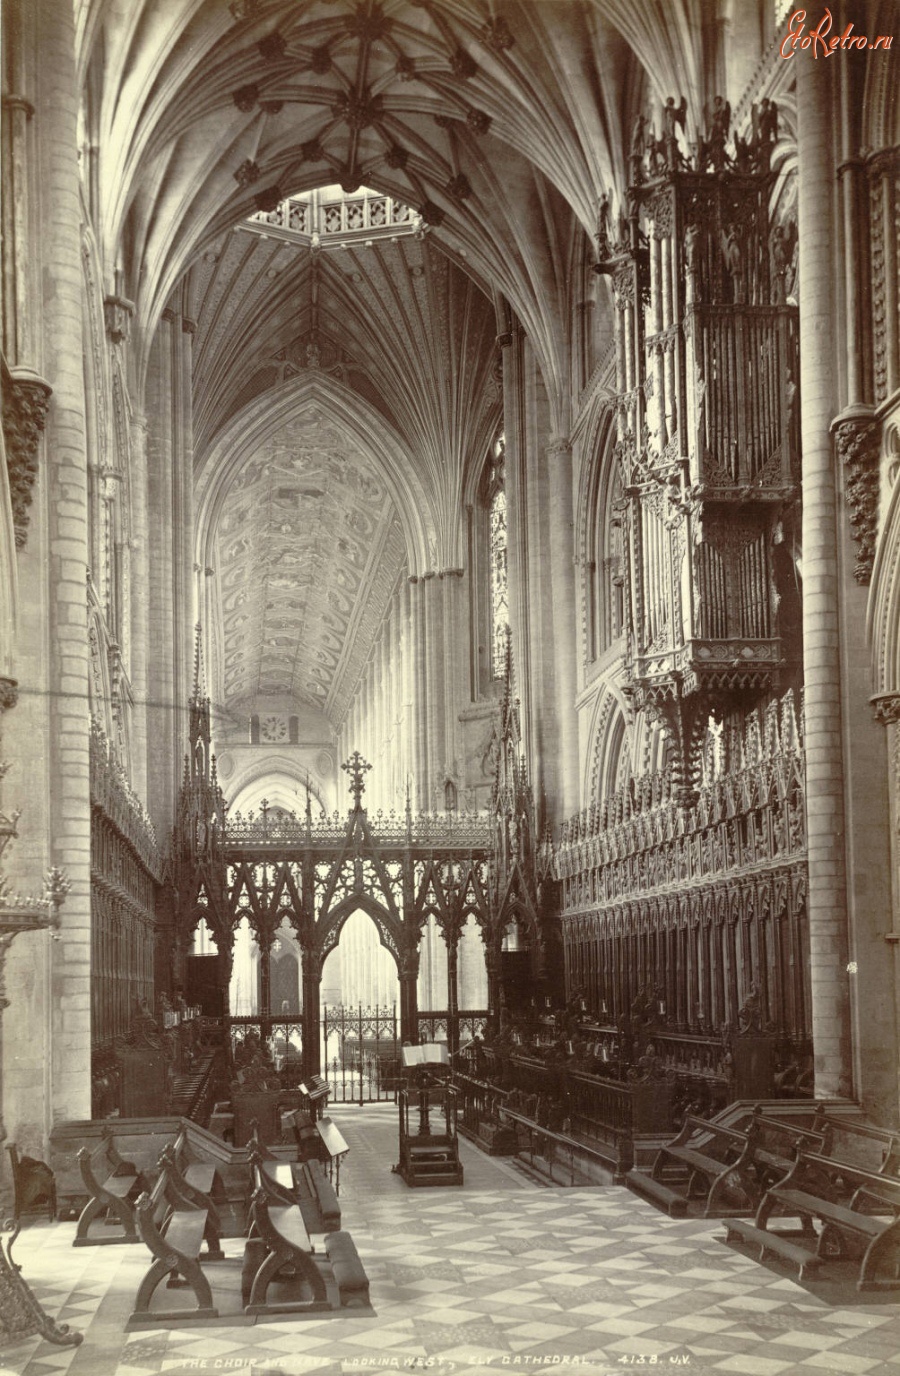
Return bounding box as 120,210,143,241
128,412,149,800
179,320,196,716
411,578,428,808
423,572,445,802
440,568,465,788
37,0,91,1124
145,318,175,826
797,50,852,1097
547,438,578,818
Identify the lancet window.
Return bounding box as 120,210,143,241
488,436,508,680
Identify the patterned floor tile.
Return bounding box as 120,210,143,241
8,1107,900,1375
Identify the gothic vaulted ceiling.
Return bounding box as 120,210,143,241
190,218,501,721
78,0,695,395
75,0,733,730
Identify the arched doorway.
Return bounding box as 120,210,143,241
320,908,400,1104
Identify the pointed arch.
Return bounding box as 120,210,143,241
317,892,404,972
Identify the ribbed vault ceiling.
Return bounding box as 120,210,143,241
75,0,718,729
80,0,697,387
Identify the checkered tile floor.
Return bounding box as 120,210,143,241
3,1104,900,1376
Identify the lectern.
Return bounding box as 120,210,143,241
395,1043,463,1187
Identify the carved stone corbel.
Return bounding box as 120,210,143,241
0,679,18,713
103,293,135,345
833,411,880,583
1,364,52,549
870,692,900,725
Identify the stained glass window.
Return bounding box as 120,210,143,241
489,437,508,679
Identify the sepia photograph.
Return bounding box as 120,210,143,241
0,0,899,1372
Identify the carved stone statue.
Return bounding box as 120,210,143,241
597,192,612,258
771,222,797,303
705,96,731,172
661,95,687,169
737,981,761,1033
721,226,744,303
752,98,778,169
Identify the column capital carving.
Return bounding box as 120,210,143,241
871,693,900,725
1,365,53,549
833,408,880,583
547,436,572,458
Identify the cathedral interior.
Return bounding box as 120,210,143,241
2,0,900,1370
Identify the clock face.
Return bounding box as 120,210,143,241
261,714,287,742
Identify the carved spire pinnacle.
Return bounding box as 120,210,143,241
191,623,207,705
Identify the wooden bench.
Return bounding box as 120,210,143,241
726,1150,900,1290
324,1230,369,1307
651,1115,745,1202
247,1132,341,1233
249,1146,297,1206
737,1110,826,1189
74,1134,145,1246
158,1146,224,1247
811,1111,900,1177
295,1159,341,1232
639,1108,824,1218
129,1170,219,1324
6,1144,56,1222
242,1185,329,1315
157,1129,223,1224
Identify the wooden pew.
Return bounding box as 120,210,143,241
128,1170,220,1325
242,1184,330,1315
324,1230,370,1307
158,1146,224,1246
637,1108,824,1218
73,1137,145,1246
726,1150,900,1290
728,1110,827,1207
649,1115,745,1209
810,1111,900,1177
159,1127,223,1217
248,1133,341,1233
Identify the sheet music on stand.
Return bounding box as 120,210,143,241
401,1043,450,1069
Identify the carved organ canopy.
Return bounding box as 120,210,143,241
595,98,800,804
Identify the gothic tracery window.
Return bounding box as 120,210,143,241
587,433,626,662
488,436,508,679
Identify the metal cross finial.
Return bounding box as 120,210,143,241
342,752,372,807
